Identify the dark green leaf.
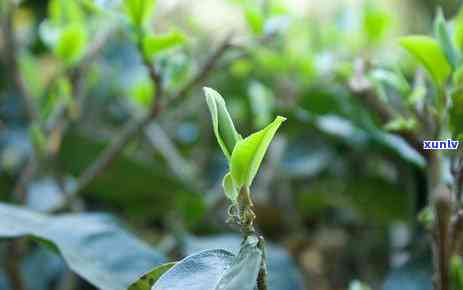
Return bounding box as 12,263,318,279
0,203,166,290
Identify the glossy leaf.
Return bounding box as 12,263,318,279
152,249,234,290
231,116,286,188
0,203,165,290
143,31,186,59
400,35,451,87
128,262,175,290
204,87,242,159
223,172,239,203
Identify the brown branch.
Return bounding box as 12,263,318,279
433,184,452,290
51,34,234,211
3,1,38,122
6,241,24,290
165,32,234,109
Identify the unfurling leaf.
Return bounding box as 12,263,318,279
400,35,451,87
128,262,175,290
231,116,286,188
54,24,87,65
123,0,156,29
143,31,186,59
222,172,239,203
204,87,242,159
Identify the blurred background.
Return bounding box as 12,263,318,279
1,0,461,289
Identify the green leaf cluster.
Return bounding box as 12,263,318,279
204,87,286,203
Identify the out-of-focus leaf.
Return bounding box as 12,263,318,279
204,87,242,159
372,131,426,168
248,81,274,128
214,236,262,290
231,116,286,188
384,117,417,132
434,8,459,68
280,139,333,178
382,255,432,290
297,175,414,223
454,9,463,52
400,35,451,87
152,249,234,290
49,0,84,25
123,0,156,28
130,79,155,108
0,203,166,290
128,262,175,290
59,132,191,219
350,280,372,290
143,31,186,59
185,234,305,290
245,7,264,35
314,115,369,147
54,24,88,65
369,69,411,96
362,6,391,44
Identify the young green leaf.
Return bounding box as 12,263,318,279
400,35,451,87
434,8,459,68
128,262,176,290
123,0,156,29
222,172,239,203
244,7,264,35
143,31,186,59
204,87,242,159
54,24,87,65
454,10,463,52
230,116,286,188
362,6,391,45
